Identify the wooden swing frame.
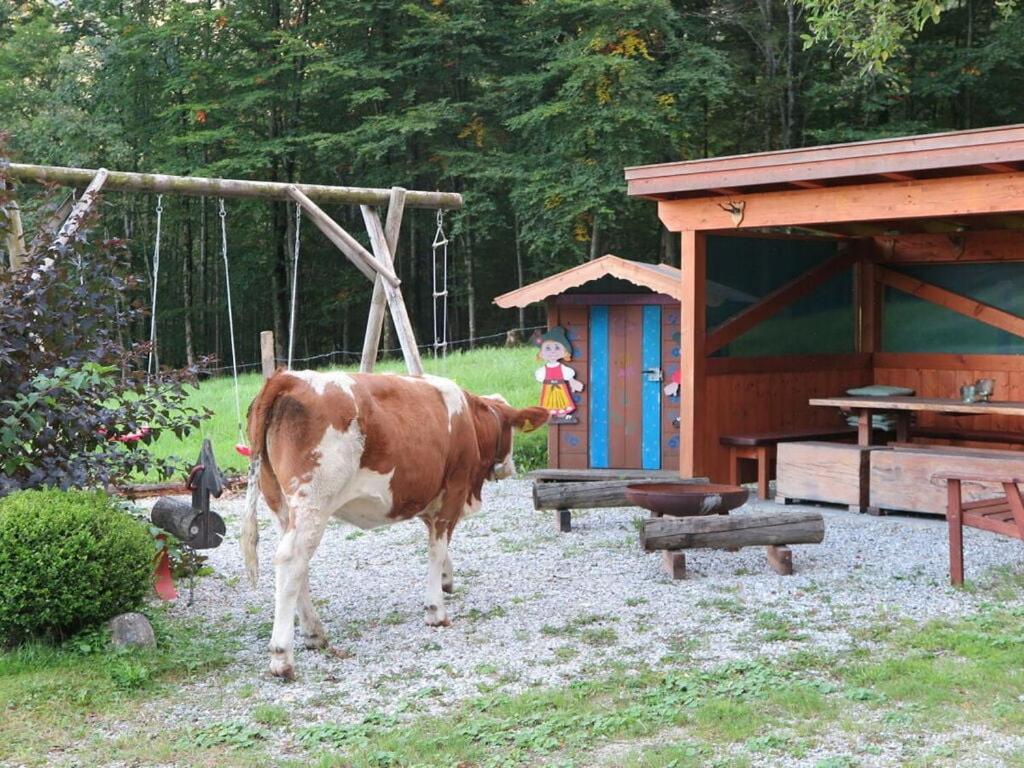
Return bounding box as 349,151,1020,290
1,162,464,376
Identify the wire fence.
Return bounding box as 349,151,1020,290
197,324,548,375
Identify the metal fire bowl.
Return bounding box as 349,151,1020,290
625,483,749,517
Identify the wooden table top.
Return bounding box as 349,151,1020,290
809,395,1024,417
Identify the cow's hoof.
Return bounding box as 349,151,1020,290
303,633,329,650
269,658,295,681
424,605,451,627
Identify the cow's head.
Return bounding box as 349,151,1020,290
478,394,548,480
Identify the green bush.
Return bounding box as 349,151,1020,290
0,490,154,644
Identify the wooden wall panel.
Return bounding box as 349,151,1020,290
661,303,682,468
703,358,872,482
607,305,644,469
545,304,591,470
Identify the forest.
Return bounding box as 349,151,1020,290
2,0,1022,371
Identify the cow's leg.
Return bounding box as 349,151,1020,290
424,522,451,627
269,505,327,679
297,578,327,649
441,553,454,594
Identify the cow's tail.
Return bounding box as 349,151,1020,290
240,370,286,587
241,455,262,587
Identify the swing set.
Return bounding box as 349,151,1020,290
2,163,462,455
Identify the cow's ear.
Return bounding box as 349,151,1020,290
513,406,549,433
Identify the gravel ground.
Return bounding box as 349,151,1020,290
136,478,1024,765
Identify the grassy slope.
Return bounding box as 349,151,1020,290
145,346,547,481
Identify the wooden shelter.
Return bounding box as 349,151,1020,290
624,124,1024,483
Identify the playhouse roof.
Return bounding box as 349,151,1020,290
494,254,683,308
625,123,1024,200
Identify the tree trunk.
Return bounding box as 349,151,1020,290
514,212,525,332
589,212,600,261
182,199,196,367
462,224,476,348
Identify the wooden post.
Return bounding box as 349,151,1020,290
360,187,407,372
360,204,423,376
679,230,707,478
260,331,275,379
856,242,881,354
51,169,109,252
2,198,26,271
286,186,400,287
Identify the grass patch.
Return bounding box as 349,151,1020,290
144,346,548,481
0,609,237,767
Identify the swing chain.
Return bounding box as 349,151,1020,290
287,202,301,369
432,209,449,358
218,199,246,449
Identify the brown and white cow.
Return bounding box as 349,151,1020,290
240,369,548,679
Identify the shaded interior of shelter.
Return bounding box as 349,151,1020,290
696,223,1024,484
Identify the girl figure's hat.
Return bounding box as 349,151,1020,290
539,326,574,359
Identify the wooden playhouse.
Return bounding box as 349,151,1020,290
495,254,761,472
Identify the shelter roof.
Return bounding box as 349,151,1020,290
625,124,1024,200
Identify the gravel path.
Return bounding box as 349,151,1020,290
137,478,1023,762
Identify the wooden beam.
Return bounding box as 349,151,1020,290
360,204,423,376
51,169,108,252
875,264,1024,340
28,190,77,252
679,230,707,478
287,185,400,288
855,247,881,354
789,180,825,189
2,198,26,270
360,187,407,372
657,171,1024,231
873,230,1024,263
705,251,858,354
979,163,1018,174
6,162,462,210
874,351,1024,372
879,172,916,182
261,331,275,379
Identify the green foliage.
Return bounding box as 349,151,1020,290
0,489,154,644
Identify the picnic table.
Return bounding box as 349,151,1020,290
808,396,1024,447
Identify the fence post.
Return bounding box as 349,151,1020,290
260,330,275,380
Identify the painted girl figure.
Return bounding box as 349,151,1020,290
535,327,584,421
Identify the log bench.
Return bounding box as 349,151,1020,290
528,469,708,532
721,426,856,501
639,510,825,579
936,471,1024,586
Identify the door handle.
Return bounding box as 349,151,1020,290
642,368,663,382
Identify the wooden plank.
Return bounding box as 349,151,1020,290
640,510,825,552
360,186,406,372
2,198,26,270
553,294,679,306
706,251,858,354
625,305,644,469
869,447,1020,515
608,306,629,468
360,204,423,376
51,169,108,252
260,331,275,379
775,441,873,508
810,395,1024,417
680,230,707,478
874,231,1024,264
589,306,610,468
706,353,871,376
642,305,662,470
875,264,1024,341
856,255,881,354
287,185,400,287
873,352,1024,372
656,172,1024,231
6,162,462,209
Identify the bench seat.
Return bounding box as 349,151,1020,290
911,426,1024,445
720,426,856,500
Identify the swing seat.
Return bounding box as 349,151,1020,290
235,443,252,457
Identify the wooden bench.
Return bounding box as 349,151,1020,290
721,426,856,501
937,471,1024,585
912,426,1024,446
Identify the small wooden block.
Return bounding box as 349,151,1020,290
661,551,686,579
765,545,793,575
555,508,572,533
